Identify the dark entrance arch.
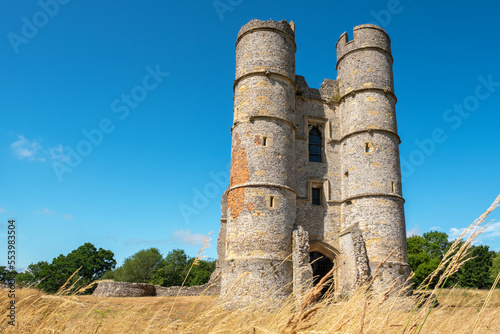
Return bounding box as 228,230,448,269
310,251,334,297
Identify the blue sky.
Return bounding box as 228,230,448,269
1,0,499,271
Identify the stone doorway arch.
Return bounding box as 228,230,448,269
309,241,339,297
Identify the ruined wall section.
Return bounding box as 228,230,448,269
292,226,314,306
92,281,218,297
210,188,229,287
337,24,410,293
92,282,155,297
221,20,297,305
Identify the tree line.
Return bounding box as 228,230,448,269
407,231,500,289
1,232,499,294
1,244,215,294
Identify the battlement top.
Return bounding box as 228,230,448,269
237,19,295,42
336,23,392,63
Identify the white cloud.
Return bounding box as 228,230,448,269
35,208,54,215
429,226,442,231
11,135,42,161
49,144,69,162
171,230,206,245
449,221,500,244
62,214,74,220
10,135,67,163
406,224,421,237
449,227,466,239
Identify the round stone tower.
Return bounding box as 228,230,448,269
336,24,411,293
220,19,297,305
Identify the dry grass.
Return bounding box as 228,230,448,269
1,195,498,333
1,286,498,333
0,289,216,333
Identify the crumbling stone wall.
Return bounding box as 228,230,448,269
352,225,370,286
92,281,219,297
92,282,155,297
292,226,313,306
154,282,219,297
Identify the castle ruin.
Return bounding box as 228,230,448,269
215,19,411,304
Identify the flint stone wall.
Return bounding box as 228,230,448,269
92,281,155,297
92,281,219,297
155,282,219,296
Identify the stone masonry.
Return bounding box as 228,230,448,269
92,281,219,297
217,19,411,305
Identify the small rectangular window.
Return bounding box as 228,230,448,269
312,188,321,205
391,181,397,193
262,137,267,146
364,142,370,153
269,195,274,208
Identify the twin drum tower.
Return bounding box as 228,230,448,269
215,19,410,303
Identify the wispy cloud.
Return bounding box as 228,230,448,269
124,238,168,246
0,207,5,213
406,223,421,237
10,135,68,163
171,230,206,245
121,230,207,247
49,144,69,162
62,214,74,220
449,221,500,241
11,135,43,161
429,226,442,231
35,208,54,215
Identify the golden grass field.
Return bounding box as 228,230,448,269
0,287,499,333
1,195,498,333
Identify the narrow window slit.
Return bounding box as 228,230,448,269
312,188,321,205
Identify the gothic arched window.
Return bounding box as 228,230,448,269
309,127,322,162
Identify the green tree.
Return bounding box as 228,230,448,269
102,266,123,281
154,249,189,287
1,266,18,284
490,251,500,285
118,248,164,283
15,243,115,293
65,243,116,282
0,266,8,283
421,231,451,258
458,245,495,289
15,261,51,287
407,231,452,288
102,248,216,288
185,258,216,287
490,252,500,288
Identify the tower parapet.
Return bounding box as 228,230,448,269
336,24,393,99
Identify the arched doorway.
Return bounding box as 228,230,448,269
310,251,334,297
